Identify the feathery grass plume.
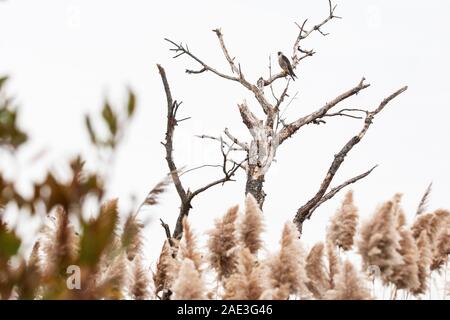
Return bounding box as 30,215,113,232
40,206,79,279
305,242,330,299
130,255,150,300
138,173,172,208
79,199,119,268
207,205,239,279
416,182,432,216
411,210,449,242
121,214,144,261
153,240,178,298
178,217,202,273
411,213,433,240
260,284,290,300
326,241,340,289
77,199,121,298
16,242,43,300
396,208,407,229
239,194,264,255
28,241,42,277
0,216,20,300
357,199,403,282
391,193,403,210
172,258,205,300
95,233,121,281
388,228,420,292
412,230,433,296
324,260,372,300
411,213,436,242
95,251,129,300
431,216,450,271
327,190,359,251
411,209,449,271
267,222,309,298
223,248,267,300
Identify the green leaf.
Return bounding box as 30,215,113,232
101,102,118,136
0,108,28,149
127,89,136,118
79,199,119,266
84,115,97,145
0,222,21,260
0,76,8,91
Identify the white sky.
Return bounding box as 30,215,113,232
1,0,450,276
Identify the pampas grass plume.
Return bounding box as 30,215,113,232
327,191,358,251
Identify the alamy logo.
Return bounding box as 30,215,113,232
66,265,81,290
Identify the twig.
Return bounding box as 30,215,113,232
212,28,240,75
165,38,237,82
160,218,171,241
179,164,224,177
224,128,249,151
195,134,244,151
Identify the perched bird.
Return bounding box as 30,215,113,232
278,52,297,81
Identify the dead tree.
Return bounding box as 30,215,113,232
162,0,407,233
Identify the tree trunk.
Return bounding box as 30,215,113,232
245,164,266,208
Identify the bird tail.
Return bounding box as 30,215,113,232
290,71,297,81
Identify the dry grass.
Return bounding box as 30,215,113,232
1,191,449,300
327,191,358,251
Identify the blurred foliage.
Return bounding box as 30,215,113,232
0,75,148,299
85,89,136,149
0,76,27,149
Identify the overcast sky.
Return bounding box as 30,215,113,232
1,0,449,267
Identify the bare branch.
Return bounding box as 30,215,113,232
179,164,224,177
306,165,378,219
185,67,207,74
300,0,342,41
228,158,248,171
190,141,245,198
195,134,244,151
165,38,238,82
238,101,260,132
324,110,364,120
157,64,242,240
166,32,275,116
160,218,172,241
268,55,279,103
293,86,408,231
157,64,189,204
224,128,249,151
212,28,240,75
275,83,291,111
278,78,370,144
263,0,340,86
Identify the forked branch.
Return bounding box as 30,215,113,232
165,32,274,117
278,78,370,144
293,86,408,232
